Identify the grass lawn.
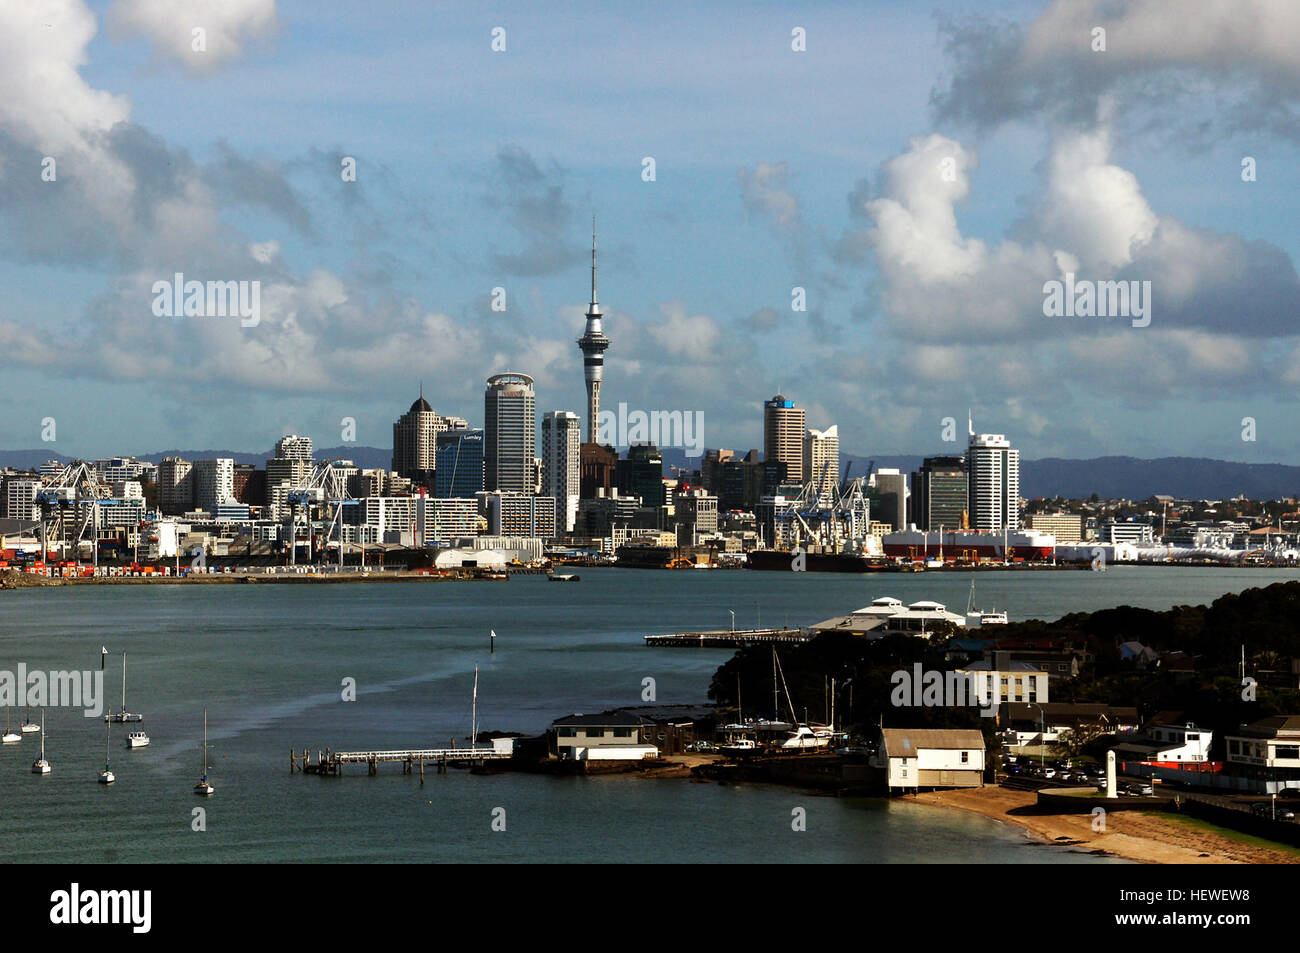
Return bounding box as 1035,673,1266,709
1149,811,1300,857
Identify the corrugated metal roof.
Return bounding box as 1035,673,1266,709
880,728,985,754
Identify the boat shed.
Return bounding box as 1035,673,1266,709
878,728,986,791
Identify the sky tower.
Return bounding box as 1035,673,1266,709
577,218,610,443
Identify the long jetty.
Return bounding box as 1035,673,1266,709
291,746,510,778
644,627,809,648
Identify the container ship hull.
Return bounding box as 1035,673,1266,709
881,529,1056,562
744,549,888,573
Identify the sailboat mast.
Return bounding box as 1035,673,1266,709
472,666,479,749
122,652,127,712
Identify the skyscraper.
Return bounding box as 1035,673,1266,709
967,415,1020,532
803,425,840,497
484,373,536,493
541,411,581,533
577,220,610,443
873,468,909,531
912,455,968,530
763,394,806,484
392,391,466,488
435,428,485,498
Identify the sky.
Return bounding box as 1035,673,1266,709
1,0,1298,463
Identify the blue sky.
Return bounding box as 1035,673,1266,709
1,0,1298,463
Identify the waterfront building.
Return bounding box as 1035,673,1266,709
912,456,967,531
157,457,194,516
1024,512,1084,543
873,469,909,531
275,434,314,461
435,428,485,499
1111,720,1213,770
803,426,840,497
763,394,806,484
1098,520,1156,545
966,416,1020,532
550,711,659,761
484,373,536,493
1224,716,1300,794
879,728,985,791
428,498,482,542
673,487,718,546
476,491,556,539
576,221,611,443
541,411,581,533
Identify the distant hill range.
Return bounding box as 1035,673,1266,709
3,445,1299,501
660,449,1300,501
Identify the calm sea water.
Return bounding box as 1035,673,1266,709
2,565,1293,863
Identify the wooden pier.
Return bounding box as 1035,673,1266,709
291,746,511,778
644,627,809,648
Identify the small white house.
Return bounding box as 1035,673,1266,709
956,659,1048,706
551,712,659,761
878,728,985,791
1112,721,1213,767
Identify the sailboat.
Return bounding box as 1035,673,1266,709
193,709,215,796
105,652,144,723
31,711,50,774
98,720,115,784
20,705,40,733
2,709,21,744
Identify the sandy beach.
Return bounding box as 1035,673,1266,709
912,786,1300,864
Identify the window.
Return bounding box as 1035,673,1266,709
1229,740,1240,754
584,728,605,738
1277,745,1300,760
612,728,632,738
1185,733,1198,741
961,751,969,764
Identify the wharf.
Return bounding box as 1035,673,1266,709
644,627,809,648
292,746,511,777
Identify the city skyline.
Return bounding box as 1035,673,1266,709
1,1,1298,466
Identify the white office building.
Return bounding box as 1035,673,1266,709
967,420,1020,532
542,411,581,534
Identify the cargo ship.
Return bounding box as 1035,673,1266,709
881,528,1056,562
744,549,891,572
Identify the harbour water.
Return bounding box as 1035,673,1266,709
2,565,1294,863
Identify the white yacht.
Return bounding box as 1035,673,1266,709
31,712,50,774
126,730,150,749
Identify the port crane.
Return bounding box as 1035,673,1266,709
35,463,111,564
284,461,359,567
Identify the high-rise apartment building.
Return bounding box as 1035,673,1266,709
275,434,313,461
967,417,1020,532
912,455,968,530
484,373,536,493
541,411,581,533
2,476,40,521
803,425,840,497
763,394,806,485
435,429,485,499
192,458,236,513
157,457,194,516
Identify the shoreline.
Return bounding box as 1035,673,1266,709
909,786,1300,864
